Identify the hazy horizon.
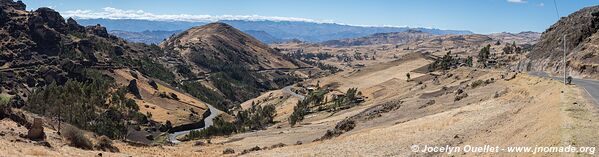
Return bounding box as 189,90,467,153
20,0,598,34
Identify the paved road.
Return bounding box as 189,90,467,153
167,102,222,143
282,86,306,101
529,71,599,105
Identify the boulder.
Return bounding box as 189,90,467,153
0,9,6,25
27,118,45,140
128,79,142,99
66,17,85,32
27,14,62,56
223,148,235,154
33,7,67,33
14,0,26,10
148,80,159,90
113,46,124,56
86,24,109,38
9,95,24,108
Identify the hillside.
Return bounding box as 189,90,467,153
243,30,284,44
0,0,311,147
0,0,218,145
109,30,179,44
320,30,434,47
523,5,599,78
158,22,315,111
161,22,302,71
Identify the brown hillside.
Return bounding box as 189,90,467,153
161,22,304,72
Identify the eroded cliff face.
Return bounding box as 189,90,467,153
523,5,599,78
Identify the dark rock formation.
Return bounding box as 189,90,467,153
148,80,159,90
66,17,85,32
86,24,109,38
33,8,67,33
128,79,142,99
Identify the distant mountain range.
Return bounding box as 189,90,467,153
76,19,473,44
320,30,435,47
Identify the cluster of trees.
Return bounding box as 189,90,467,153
289,89,328,126
186,104,277,140
26,69,147,139
289,87,363,126
428,51,461,72
336,53,353,62
330,88,362,111
235,103,276,131
286,49,335,60
186,117,236,140
502,42,523,54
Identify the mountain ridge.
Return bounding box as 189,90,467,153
76,19,473,43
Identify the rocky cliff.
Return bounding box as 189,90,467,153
522,5,599,78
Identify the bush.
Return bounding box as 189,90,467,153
223,148,235,154
95,135,119,152
471,80,485,89
62,126,93,150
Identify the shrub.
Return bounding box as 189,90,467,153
62,126,93,150
223,148,235,154
471,80,485,89
95,135,119,152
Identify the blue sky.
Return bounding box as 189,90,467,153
21,0,598,34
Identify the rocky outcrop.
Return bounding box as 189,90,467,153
525,5,599,78
0,0,26,11
128,79,142,99
27,118,45,140
86,24,110,38
67,17,85,33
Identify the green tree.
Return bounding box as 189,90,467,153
466,56,473,67
478,44,491,67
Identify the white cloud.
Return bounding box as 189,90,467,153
63,7,330,23
507,0,527,3
538,3,545,7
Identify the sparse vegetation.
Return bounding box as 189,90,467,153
181,82,229,112
62,126,93,150
289,87,363,126
95,136,119,152
26,69,146,139
471,80,485,88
